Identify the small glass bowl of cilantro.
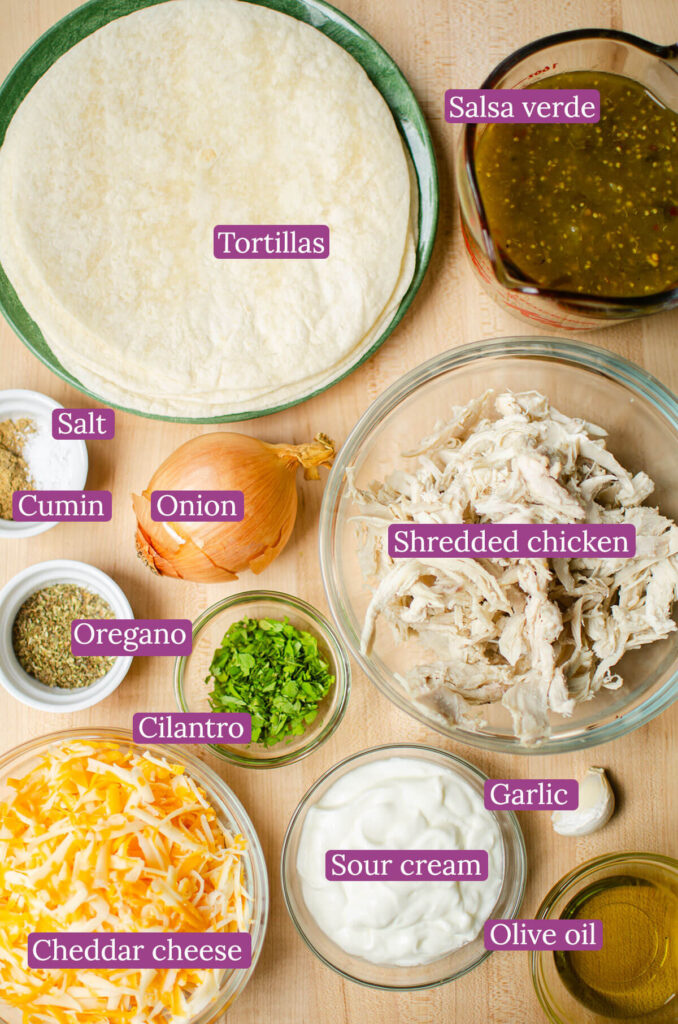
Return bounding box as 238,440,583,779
173,591,351,768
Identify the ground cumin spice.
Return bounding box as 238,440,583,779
12,584,116,688
0,418,35,519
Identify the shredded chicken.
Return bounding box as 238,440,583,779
350,390,678,743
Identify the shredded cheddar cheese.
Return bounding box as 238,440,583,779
0,741,251,1024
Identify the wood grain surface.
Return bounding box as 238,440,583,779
1,2,677,1022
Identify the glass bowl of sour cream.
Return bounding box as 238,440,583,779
281,743,526,989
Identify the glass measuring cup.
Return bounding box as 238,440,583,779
455,29,678,329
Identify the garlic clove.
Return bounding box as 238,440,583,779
551,767,615,837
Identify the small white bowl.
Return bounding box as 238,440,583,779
0,560,133,712
0,389,88,539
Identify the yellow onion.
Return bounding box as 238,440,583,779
133,432,334,582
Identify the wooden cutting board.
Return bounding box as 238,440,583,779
0,1,676,1021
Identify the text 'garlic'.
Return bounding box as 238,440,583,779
551,767,615,837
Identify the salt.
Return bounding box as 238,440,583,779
23,415,82,490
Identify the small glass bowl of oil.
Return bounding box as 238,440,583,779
532,853,678,1023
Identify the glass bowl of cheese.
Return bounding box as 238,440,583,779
0,727,268,1024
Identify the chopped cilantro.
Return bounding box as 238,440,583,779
205,616,335,747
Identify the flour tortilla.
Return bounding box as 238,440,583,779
0,0,416,416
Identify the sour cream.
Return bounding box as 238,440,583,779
296,756,504,967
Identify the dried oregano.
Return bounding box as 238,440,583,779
13,584,115,689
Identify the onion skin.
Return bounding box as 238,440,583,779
133,492,237,582
133,432,334,582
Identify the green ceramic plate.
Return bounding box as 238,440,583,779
0,0,438,423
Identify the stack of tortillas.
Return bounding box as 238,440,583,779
0,0,416,417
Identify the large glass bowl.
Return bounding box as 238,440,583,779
174,591,351,769
531,852,678,1023
280,743,526,990
319,337,678,754
0,727,269,1024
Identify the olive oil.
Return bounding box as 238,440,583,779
475,71,678,298
555,873,678,1019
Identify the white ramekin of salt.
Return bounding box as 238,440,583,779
0,389,88,538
